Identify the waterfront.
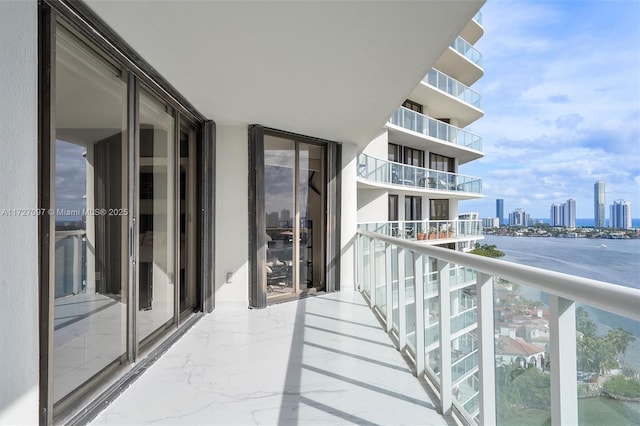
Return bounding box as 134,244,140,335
483,235,640,424
484,235,640,368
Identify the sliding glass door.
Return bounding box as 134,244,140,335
43,12,207,420
264,135,326,302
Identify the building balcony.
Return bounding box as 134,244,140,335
387,107,482,164
357,154,482,199
409,68,483,128
460,12,484,45
434,36,483,86
358,229,640,424
87,228,638,426
358,220,483,243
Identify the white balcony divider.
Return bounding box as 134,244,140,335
358,153,482,193
389,107,482,151
451,36,482,67
357,229,640,425
424,68,481,108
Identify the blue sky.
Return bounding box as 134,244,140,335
459,0,640,220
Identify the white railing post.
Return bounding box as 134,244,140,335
398,247,407,350
476,273,496,425
414,253,425,376
549,295,578,426
438,259,452,415
369,237,376,308
385,242,393,332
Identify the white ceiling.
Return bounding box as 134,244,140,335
85,0,483,146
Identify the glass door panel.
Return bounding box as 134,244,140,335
138,88,176,343
265,136,296,299
179,125,197,314
53,24,128,404
299,143,325,292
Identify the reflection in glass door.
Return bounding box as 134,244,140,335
179,124,197,314
53,25,128,405
264,135,326,302
138,89,176,343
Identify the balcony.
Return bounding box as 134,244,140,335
460,12,484,45
434,36,483,86
408,68,483,128
358,228,640,424
387,107,482,164
358,220,483,243
425,68,481,109
357,153,482,198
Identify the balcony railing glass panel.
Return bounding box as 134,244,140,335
451,36,482,66
389,107,482,151
358,219,483,242
575,305,640,425
358,154,482,194
356,228,639,425
361,235,371,298
494,279,551,425
374,239,387,316
474,11,483,25
391,246,400,332
425,68,482,108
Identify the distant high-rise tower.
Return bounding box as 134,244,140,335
496,199,504,226
565,198,576,228
594,181,606,228
610,200,632,229
550,203,561,226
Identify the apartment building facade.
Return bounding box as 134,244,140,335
0,0,487,423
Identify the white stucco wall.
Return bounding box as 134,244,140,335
214,125,249,303
357,189,388,224
361,129,388,159
0,1,39,423
339,143,358,290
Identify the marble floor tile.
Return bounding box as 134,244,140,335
90,291,454,425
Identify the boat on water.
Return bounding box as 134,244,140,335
600,244,608,249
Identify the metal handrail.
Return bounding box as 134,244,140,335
358,229,640,321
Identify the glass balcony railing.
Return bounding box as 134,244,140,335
474,11,483,25
389,107,482,151
452,350,479,382
451,36,482,67
356,228,639,425
424,68,481,108
357,154,482,194
358,220,482,243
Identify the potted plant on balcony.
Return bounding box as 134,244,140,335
417,231,426,240
428,226,437,240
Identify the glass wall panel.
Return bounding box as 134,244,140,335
265,136,296,298
138,88,176,343
494,280,550,425
53,24,128,403
299,143,325,292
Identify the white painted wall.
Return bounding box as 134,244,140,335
361,129,388,159
214,125,249,302
0,1,39,423
357,189,388,224
340,143,358,290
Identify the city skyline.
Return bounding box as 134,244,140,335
460,0,640,219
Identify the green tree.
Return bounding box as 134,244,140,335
605,328,636,363
576,306,597,338
470,243,505,258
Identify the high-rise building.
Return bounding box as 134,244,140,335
550,199,576,228
550,203,562,226
594,181,606,228
564,198,576,229
509,208,529,226
496,199,504,226
610,200,632,229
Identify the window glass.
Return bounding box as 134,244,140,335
53,23,128,403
